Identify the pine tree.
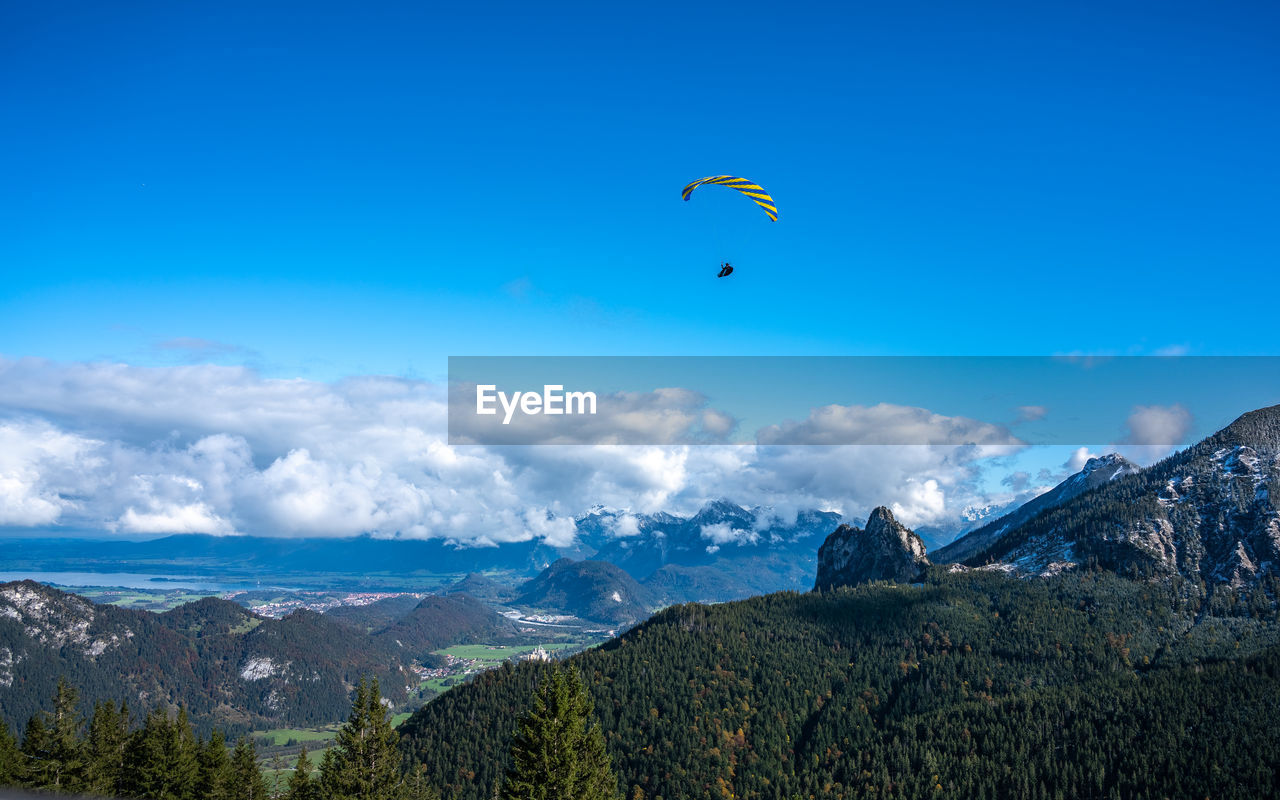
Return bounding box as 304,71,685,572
229,736,269,800
401,764,442,800
45,677,86,792
499,665,619,800
168,708,200,799
125,708,181,800
85,700,131,796
318,677,402,800
318,747,340,795
19,709,51,788
284,748,318,800
268,750,287,798
0,723,21,787
120,706,201,800
17,678,86,792
197,730,234,800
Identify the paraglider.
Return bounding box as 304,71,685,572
682,175,775,276
681,175,777,221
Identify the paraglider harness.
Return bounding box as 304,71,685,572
717,262,733,278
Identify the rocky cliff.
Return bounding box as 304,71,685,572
814,507,930,589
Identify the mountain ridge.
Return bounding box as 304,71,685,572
515,559,656,626
956,405,1280,588
0,580,414,733
933,453,1140,565
397,568,1280,800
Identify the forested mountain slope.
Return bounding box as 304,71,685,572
444,573,519,602
963,405,1280,588
0,581,414,734
933,453,1139,565
398,570,1280,800
324,594,423,632
373,594,520,659
515,560,656,626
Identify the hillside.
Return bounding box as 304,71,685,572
515,559,657,626
641,553,816,605
398,570,1280,800
444,573,520,603
374,594,519,659
323,594,422,632
158,595,260,636
0,581,413,734
933,453,1139,564
960,405,1280,590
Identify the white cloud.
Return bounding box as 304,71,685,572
1064,446,1098,473
610,514,641,538
757,403,1021,449
523,509,578,548
119,501,233,535
700,522,758,546
890,478,946,527
0,419,104,526
0,358,1038,543
1118,404,1193,464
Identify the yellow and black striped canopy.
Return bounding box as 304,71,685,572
681,175,777,221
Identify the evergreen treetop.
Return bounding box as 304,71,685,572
499,664,619,800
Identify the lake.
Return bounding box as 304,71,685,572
0,571,257,592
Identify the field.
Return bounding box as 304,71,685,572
419,642,584,695
66,586,222,612
256,726,340,747
253,711,417,782
436,642,574,665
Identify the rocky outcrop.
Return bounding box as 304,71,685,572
814,507,930,590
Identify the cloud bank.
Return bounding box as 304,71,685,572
0,357,1055,543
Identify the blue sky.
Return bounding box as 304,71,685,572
3,0,1278,381
0,2,1278,541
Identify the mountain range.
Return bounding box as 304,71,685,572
812,406,1280,596
0,585,529,733
395,404,1280,800
932,453,1141,565
0,582,415,733
0,501,845,604
5,403,1280,744
949,405,1280,588
570,502,841,601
